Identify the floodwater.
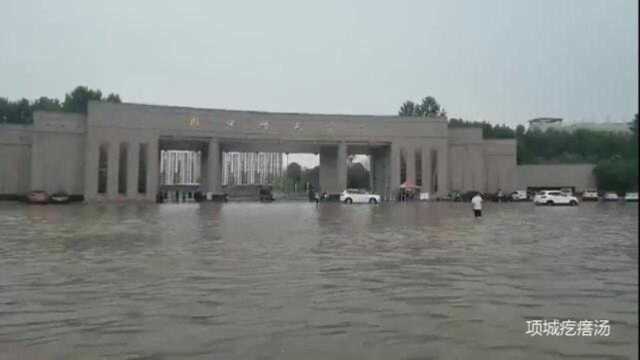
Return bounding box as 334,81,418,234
0,201,637,360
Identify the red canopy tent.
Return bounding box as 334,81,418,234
400,180,417,188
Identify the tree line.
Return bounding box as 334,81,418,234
399,96,638,192
0,86,121,124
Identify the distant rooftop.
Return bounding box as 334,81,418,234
528,117,563,124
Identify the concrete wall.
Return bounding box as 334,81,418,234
88,101,449,144
448,143,486,192
84,124,160,201
448,128,483,192
1,113,87,196
30,112,86,195
483,140,517,193
517,164,596,191
447,128,516,193
0,126,31,195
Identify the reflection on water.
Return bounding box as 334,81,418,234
0,201,637,359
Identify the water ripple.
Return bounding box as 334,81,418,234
0,201,637,359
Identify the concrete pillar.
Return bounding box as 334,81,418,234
390,142,401,195
405,146,416,185
437,143,448,197
107,141,119,198
462,145,474,191
127,141,139,198
319,146,337,193
207,139,220,193
368,154,374,191
473,146,486,192
219,147,224,189
29,134,42,191
421,145,431,194
146,138,159,200
369,149,381,197
337,142,347,192
83,137,99,200
200,150,208,192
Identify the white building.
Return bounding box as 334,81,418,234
528,118,563,132
528,117,632,134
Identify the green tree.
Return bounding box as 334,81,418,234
0,98,31,124
416,96,442,117
630,114,638,136
398,96,445,117
593,157,638,193
62,86,104,114
106,93,122,103
0,98,7,123
347,162,370,189
32,97,62,112
286,162,302,183
61,86,121,114
398,101,417,116
301,166,320,190
1,86,122,123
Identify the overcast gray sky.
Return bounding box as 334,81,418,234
1,0,637,127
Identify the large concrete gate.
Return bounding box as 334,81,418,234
0,101,517,200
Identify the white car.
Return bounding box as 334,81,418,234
603,192,619,201
533,190,579,206
511,190,528,201
340,189,381,204
581,189,599,201
624,192,638,202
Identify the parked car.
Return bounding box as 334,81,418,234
49,191,70,204
624,192,638,202
533,190,579,206
340,189,381,204
581,189,599,201
27,190,49,204
462,191,484,202
258,187,274,202
511,190,528,201
602,192,619,201
438,191,462,202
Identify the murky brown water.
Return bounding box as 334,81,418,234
0,201,637,359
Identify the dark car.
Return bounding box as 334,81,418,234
259,187,274,202
438,191,463,202
461,191,484,202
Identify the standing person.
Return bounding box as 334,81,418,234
497,188,503,202
471,192,483,218
308,185,315,202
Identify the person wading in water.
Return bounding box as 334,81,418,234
471,192,483,218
